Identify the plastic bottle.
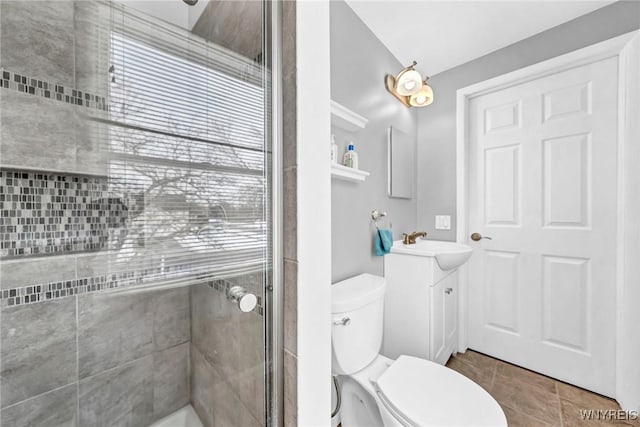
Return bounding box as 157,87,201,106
330,134,338,164
343,143,358,169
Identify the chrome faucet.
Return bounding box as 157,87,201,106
402,231,427,245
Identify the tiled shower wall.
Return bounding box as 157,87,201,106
0,2,266,426
0,256,191,426
0,2,192,425
0,1,110,176
190,273,266,427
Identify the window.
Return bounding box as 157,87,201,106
99,15,269,289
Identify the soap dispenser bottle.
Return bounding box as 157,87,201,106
343,143,358,169
330,134,338,164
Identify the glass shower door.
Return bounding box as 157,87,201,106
0,1,275,426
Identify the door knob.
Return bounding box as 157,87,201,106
445,287,453,294
470,232,493,241
227,286,258,313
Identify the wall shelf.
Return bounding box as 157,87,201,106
331,100,368,132
331,164,370,182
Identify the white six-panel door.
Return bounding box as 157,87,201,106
467,56,618,397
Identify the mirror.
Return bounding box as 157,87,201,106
387,126,414,199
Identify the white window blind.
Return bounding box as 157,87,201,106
98,8,270,291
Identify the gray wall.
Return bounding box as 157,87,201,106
330,0,418,282
416,0,640,241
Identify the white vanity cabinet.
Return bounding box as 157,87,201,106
429,271,458,365
382,246,460,365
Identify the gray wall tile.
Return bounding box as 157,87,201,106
210,367,247,427
236,311,265,423
190,284,215,362
192,344,256,427
0,298,77,408
238,408,264,427
281,3,298,423
191,344,215,427
73,1,110,94
76,110,109,176
78,356,154,427
191,0,262,60
282,78,297,171
0,1,75,87
282,0,296,171
0,384,77,427
78,292,154,378
153,288,190,351
0,91,77,173
190,283,265,425
75,252,108,279
284,349,297,427
0,256,76,290
282,0,296,79
153,343,190,421
282,78,297,170
190,284,239,392
283,259,297,354
283,167,297,261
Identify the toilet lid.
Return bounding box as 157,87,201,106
376,356,506,426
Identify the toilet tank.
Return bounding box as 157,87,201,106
332,274,386,375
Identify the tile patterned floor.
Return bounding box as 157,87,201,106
446,350,639,426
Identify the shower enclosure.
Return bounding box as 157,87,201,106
0,1,280,426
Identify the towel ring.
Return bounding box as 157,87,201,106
371,210,387,229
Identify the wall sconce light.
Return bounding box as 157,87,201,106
385,61,434,108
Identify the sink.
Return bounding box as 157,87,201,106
390,239,473,271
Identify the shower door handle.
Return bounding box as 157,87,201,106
227,286,258,313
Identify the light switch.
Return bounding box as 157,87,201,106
435,215,451,230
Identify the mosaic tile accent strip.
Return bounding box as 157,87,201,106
1,68,109,111
0,273,263,315
0,169,128,258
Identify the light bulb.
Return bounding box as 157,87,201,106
403,80,417,92
409,82,434,107
395,67,422,96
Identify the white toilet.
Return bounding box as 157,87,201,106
332,273,507,426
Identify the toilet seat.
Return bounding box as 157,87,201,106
375,355,506,426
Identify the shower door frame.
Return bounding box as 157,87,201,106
108,1,286,423
266,1,284,426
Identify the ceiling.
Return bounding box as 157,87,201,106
345,0,614,76
119,0,210,31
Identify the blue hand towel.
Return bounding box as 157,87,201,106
374,229,393,256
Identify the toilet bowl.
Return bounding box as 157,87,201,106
332,274,506,426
